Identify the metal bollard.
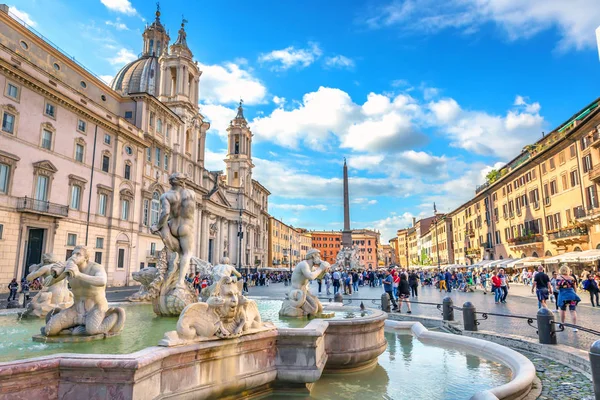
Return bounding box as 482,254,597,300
443,296,454,321
537,307,557,345
590,340,600,400
381,293,391,312
462,301,478,331
334,293,344,303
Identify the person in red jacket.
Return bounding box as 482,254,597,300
491,270,502,304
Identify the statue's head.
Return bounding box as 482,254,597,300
217,280,239,321
306,248,321,264
169,172,187,187
41,253,59,265
220,256,230,264
70,245,90,267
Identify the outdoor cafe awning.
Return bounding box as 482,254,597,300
544,249,600,264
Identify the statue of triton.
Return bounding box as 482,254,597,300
279,249,331,317
34,246,125,341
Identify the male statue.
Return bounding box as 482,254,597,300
42,246,125,336
151,172,195,290
212,257,242,283
280,249,330,317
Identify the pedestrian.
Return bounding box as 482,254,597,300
438,269,446,292
7,278,18,301
332,269,341,295
480,270,488,294
408,270,419,297
397,273,412,313
382,270,398,311
352,270,359,293
550,271,559,311
20,278,30,303
556,265,581,332
531,265,552,309
491,270,502,304
392,270,400,300
582,272,599,307
317,278,322,294
324,272,332,295
445,269,452,293
498,268,509,303
193,272,200,295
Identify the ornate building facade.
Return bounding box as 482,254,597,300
0,7,269,289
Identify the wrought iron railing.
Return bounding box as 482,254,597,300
548,226,588,241
16,197,68,217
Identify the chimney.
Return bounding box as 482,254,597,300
412,217,416,227
0,4,9,14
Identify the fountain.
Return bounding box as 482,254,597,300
0,172,538,399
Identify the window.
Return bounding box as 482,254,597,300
150,242,156,255
583,154,593,173
117,248,125,269
541,162,547,174
569,144,576,158
558,151,565,165
550,179,558,195
98,193,107,216
124,163,131,180
104,134,111,145
94,252,102,264
553,213,561,230
155,148,161,167
157,119,162,134
0,224,3,239
570,170,579,187
44,102,56,118
67,233,77,246
166,124,171,140
149,112,155,127
6,83,18,100
102,155,110,173
545,215,554,232
586,185,598,210
561,174,568,191
124,111,133,119
70,185,81,209
549,157,555,170
529,189,540,205
151,191,160,225
77,119,86,133
41,129,52,150
581,136,592,151
143,198,149,226
2,112,15,134
121,199,130,220
125,146,133,155
96,237,104,249
146,147,151,162
0,163,9,194
164,154,168,171
566,209,572,225
80,81,87,89
75,143,84,163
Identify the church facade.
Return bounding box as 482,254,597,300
0,6,269,289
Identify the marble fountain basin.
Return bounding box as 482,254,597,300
0,301,535,400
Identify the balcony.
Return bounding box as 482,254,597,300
507,234,543,249
548,225,589,246
481,241,494,249
147,250,158,258
465,228,475,237
16,197,68,217
589,165,600,182
576,207,600,225
465,247,480,257
591,130,600,148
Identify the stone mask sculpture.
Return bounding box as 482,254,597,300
279,249,331,318
159,276,271,346
20,253,74,318
33,246,126,342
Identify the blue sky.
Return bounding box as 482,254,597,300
9,0,600,240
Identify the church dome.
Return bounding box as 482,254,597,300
110,55,159,96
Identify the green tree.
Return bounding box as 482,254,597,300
486,169,500,183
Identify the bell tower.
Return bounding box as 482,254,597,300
142,4,169,57
225,101,254,190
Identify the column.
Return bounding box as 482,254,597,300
195,205,203,257
176,66,182,95
215,217,223,262
200,213,208,260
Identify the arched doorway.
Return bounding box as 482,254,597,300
520,253,526,258
499,255,504,260
574,247,582,252
545,250,552,257
596,244,600,250
532,252,539,257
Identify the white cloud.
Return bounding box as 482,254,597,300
351,198,378,205
367,212,417,242
273,96,286,106
251,87,426,152
9,6,36,26
363,0,600,51
259,42,322,71
199,62,267,105
428,96,545,159
105,19,129,31
270,204,328,212
101,0,137,15
201,104,236,138
99,75,114,85
204,149,227,171
347,155,385,171
108,48,136,65
325,55,355,69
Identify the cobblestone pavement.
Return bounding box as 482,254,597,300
522,351,594,399
247,281,600,351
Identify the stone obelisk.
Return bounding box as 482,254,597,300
342,158,352,247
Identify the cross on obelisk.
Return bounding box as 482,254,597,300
342,158,352,248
